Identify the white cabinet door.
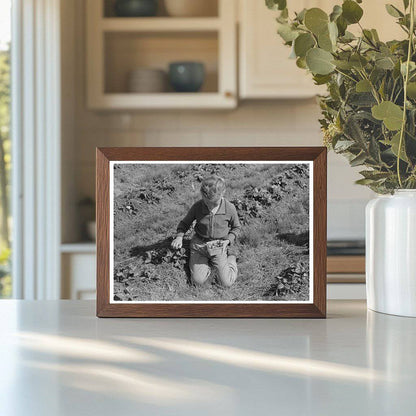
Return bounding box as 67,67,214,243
239,0,321,99
62,253,96,300
238,0,403,99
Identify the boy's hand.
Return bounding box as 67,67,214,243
171,236,183,250
222,239,230,253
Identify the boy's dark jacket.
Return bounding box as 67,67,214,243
176,198,241,244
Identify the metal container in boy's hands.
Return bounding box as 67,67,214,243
168,62,205,93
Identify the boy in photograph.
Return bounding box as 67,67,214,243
171,175,241,287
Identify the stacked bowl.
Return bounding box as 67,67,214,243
127,68,167,93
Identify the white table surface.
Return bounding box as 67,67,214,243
0,300,415,416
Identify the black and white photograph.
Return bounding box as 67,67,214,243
110,161,313,303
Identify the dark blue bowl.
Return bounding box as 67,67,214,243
169,62,205,93
114,0,158,17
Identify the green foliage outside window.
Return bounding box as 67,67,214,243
0,46,11,298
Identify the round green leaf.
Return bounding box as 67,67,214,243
349,53,368,69
356,79,372,92
371,101,403,130
294,33,315,57
277,23,299,42
304,8,329,35
407,82,416,99
296,57,307,69
336,15,348,35
266,0,287,11
317,22,338,52
382,133,409,162
342,0,363,24
375,56,395,70
371,29,380,42
330,5,343,22
328,21,338,42
333,59,353,70
318,32,333,52
296,8,307,22
313,74,331,85
306,48,335,75
385,4,403,18
401,61,416,76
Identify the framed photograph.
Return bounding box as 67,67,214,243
96,147,327,318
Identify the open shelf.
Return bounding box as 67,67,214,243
91,92,235,109
86,0,236,109
104,31,218,94
101,17,221,32
61,242,96,254
103,0,219,18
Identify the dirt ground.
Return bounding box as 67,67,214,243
113,163,310,302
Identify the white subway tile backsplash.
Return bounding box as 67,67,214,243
145,131,202,146
73,100,373,239
131,111,183,130
328,199,368,240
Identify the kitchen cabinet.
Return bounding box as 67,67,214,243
238,0,404,99
86,0,237,109
87,0,405,108
239,0,323,99
61,244,96,300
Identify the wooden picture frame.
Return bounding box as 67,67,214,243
96,147,327,318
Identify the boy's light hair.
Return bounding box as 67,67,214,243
200,175,226,200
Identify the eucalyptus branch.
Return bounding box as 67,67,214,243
334,68,358,83
267,0,416,193
358,69,381,104
398,24,410,35
397,0,415,187
358,22,378,49
390,79,398,101
393,86,404,103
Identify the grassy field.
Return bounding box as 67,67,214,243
113,163,310,302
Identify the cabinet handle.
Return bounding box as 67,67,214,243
225,91,234,98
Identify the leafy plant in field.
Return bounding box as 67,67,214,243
267,0,416,193
265,261,309,297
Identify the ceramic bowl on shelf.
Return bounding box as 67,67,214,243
114,0,158,17
127,68,167,93
164,0,217,17
168,62,205,92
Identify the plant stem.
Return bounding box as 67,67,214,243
397,0,415,188
358,22,378,49
390,79,397,101
334,68,357,83
358,69,380,104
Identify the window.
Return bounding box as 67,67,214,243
0,0,11,298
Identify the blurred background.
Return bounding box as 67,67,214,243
1,0,404,301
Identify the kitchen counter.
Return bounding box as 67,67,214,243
0,300,415,415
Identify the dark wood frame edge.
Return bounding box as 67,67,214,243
96,147,327,318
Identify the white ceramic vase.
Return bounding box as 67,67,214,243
366,190,416,317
